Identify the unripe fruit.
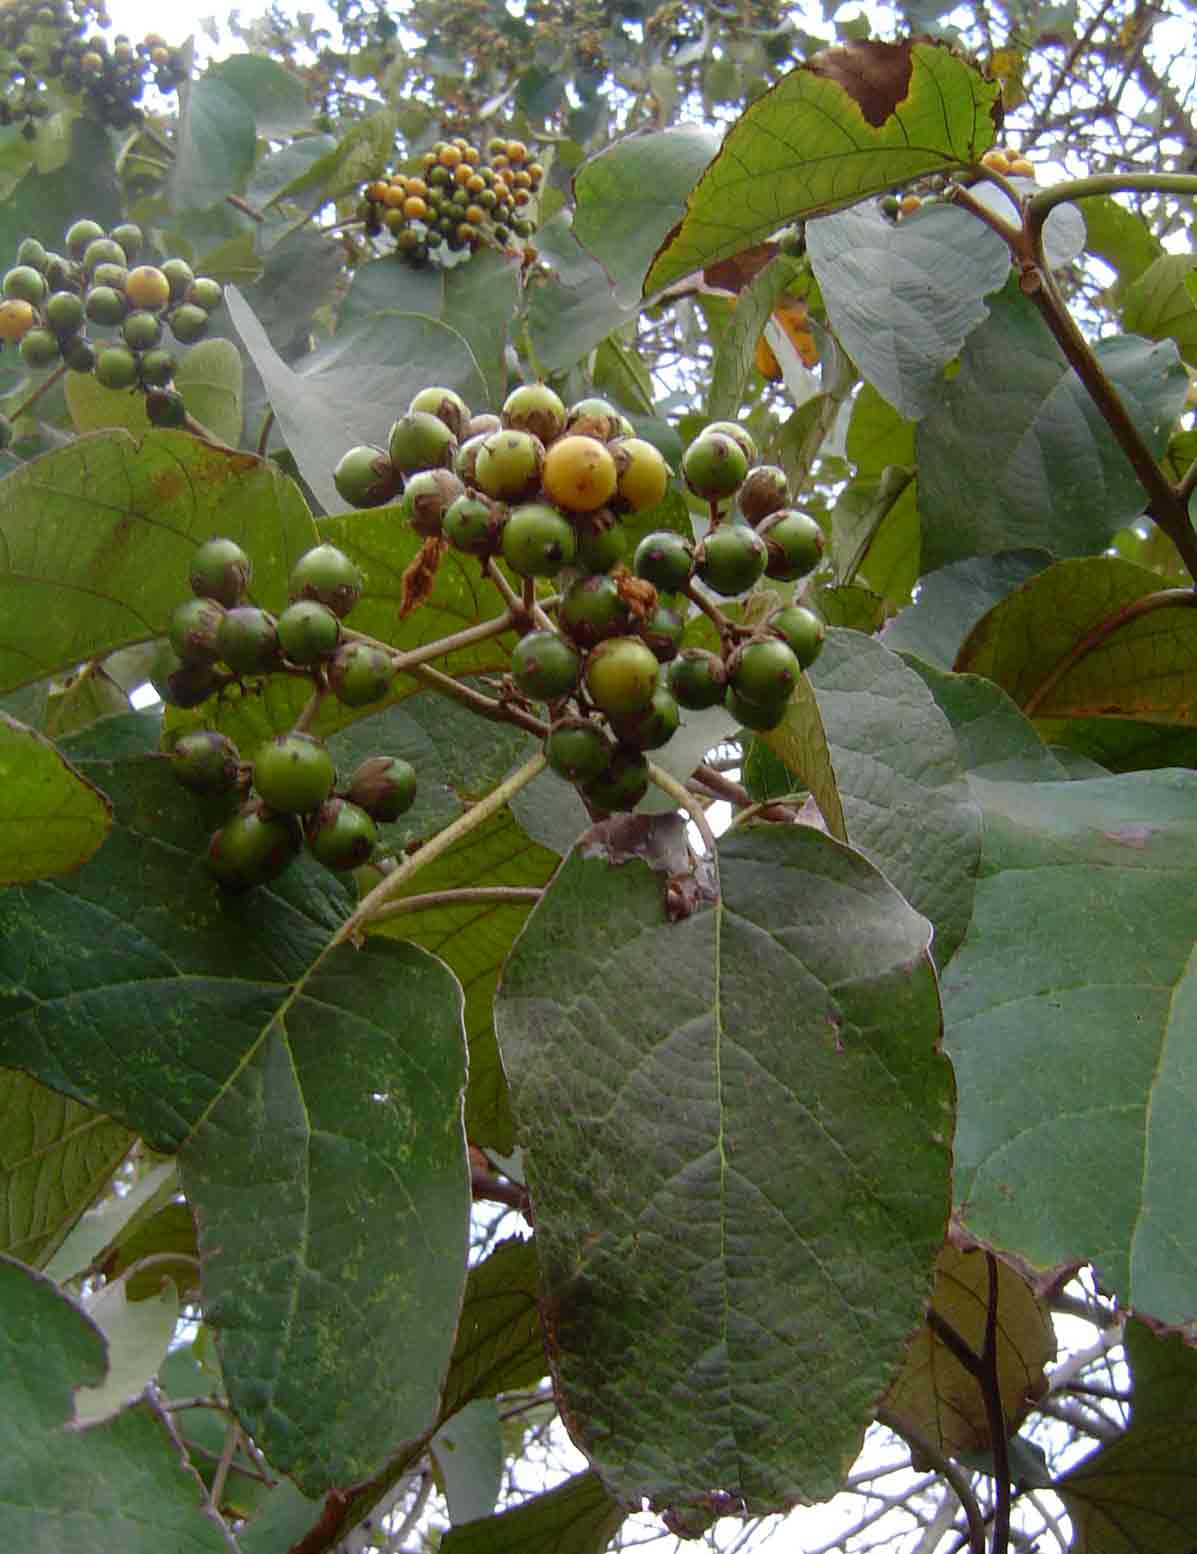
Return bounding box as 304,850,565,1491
544,718,611,783
668,648,727,709
610,685,680,750
139,348,176,387
169,596,225,663
288,544,363,619
0,299,36,342
161,258,195,299
328,641,393,706
170,730,241,795
639,601,684,661
768,604,825,669
162,659,227,708
217,607,283,675
585,635,659,718
95,345,139,389
610,437,669,513
409,384,470,438
762,510,825,581
510,629,581,701
333,444,399,509
464,412,502,440
633,530,693,592
92,262,129,293
574,511,627,573
277,599,340,663
388,409,458,474
582,747,649,812
346,755,418,821
145,389,188,427
305,798,378,871
20,329,62,369
501,382,566,444
683,431,750,500
3,265,46,304
207,805,302,891
453,431,487,487
85,286,126,326
191,537,252,608
82,237,128,274
109,224,143,261
565,396,622,441
122,309,163,351
558,573,633,648
187,277,224,313
63,337,97,373
728,638,801,709
704,419,758,465
443,491,504,555
501,502,576,577
44,290,85,336
738,464,789,525
65,219,105,259
542,434,617,513
253,732,336,814
725,685,789,731
474,429,544,501
15,238,46,270
125,265,170,310
696,524,767,596
400,468,464,537
169,304,209,344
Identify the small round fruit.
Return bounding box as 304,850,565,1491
763,510,825,581
95,344,139,389
768,604,825,669
409,384,470,438
582,747,649,812
91,262,129,293
474,429,544,501
510,629,581,701
15,238,46,270
169,304,209,344
65,219,106,259
0,299,36,342
145,389,188,427
574,512,627,574
668,648,727,709
161,258,195,299
161,659,227,709
328,641,393,707
44,290,85,336
139,348,176,387
464,412,501,440
277,599,340,663
346,755,417,821
170,730,241,795
125,264,170,310
443,491,504,555
288,544,363,619
2,264,46,304
208,806,302,891
82,237,128,274
217,607,283,675
610,685,680,750
453,431,487,487
191,537,251,608
585,635,659,718
501,502,576,577
501,382,566,444
610,437,669,513
729,638,801,709
110,224,144,260
639,601,684,661
20,328,62,369
633,530,693,592
738,464,789,525
63,337,97,374
705,419,758,465
333,444,399,509
400,468,464,537
558,573,633,648
187,276,223,313
544,718,610,784
565,396,621,441
696,524,767,597
683,431,750,500
306,798,378,871
84,285,126,326
168,596,225,662
388,409,458,474
725,685,788,731
541,434,617,513
253,732,336,815
122,309,163,351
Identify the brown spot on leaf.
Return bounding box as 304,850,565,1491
805,39,916,128
703,244,779,294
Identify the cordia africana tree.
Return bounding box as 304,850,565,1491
0,4,1195,1553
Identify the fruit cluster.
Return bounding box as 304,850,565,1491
334,384,826,815
979,145,1036,178
161,536,419,892
0,2,185,137
358,136,543,267
0,217,223,428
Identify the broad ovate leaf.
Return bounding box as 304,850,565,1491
0,714,111,883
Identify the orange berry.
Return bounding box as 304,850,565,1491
491,154,509,172
439,144,463,169
406,177,428,198
898,194,921,215
367,180,389,201
506,140,527,163
513,188,531,207
980,148,1012,173
512,169,532,189
403,195,429,219
1008,157,1036,178
454,163,473,186
0,298,36,342
462,144,480,164
465,204,486,224
382,185,407,208
466,173,485,194
526,161,544,183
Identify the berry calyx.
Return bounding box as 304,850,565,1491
400,468,464,537
501,502,577,577
585,635,659,718
253,732,336,815
409,385,470,439
190,537,251,608
738,465,789,525
565,396,622,441
695,524,767,596
510,628,581,700
305,798,378,871
541,434,618,513
346,756,418,821
288,544,363,619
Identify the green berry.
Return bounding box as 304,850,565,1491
387,409,458,474
277,600,340,663
704,419,758,466
44,290,85,336
474,428,544,501
84,285,126,326
574,513,627,574
768,605,825,669
217,606,283,675
170,730,242,795
0,414,12,451
186,276,224,313
725,685,788,732
139,348,176,387
762,511,825,581
207,805,302,891
682,431,749,500
82,237,128,274
15,238,46,270
510,629,581,701
160,258,195,300
62,337,97,374
501,502,576,578
95,345,139,390
328,641,393,707
443,492,504,556
161,659,227,709
91,263,129,293
501,382,566,444
400,468,465,537
333,444,399,509
191,537,252,608
169,304,209,344
288,544,363,619
146,389,188,427
253,732,336,815
633,530,693,592
168,596,225,663
125,265,171,311
696,524,767,597
565,396,622,441
109,224,144,261
585,635,659,718
2,265,46,304
19,328,61,369
409,384,470,438
668,648,727,709
728,638,801,709
558,573,633,648
305,798,378,871
544,718,611,784
65,219,106,259
346,755,418,821
122,309,163,351
609,685,680,750
639,601,685,661
738,464,789,525
582,747,649,812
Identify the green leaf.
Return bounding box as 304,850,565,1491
0,118,121,258
901,664,1069,783
0,430,318,693
592,335,655,416
0,713,472,1490
831,469,921,605
75,1276,179,1424
1078,195,1163,297
0,1256,232,1552
0,1072,133,1270
440,1470,624,1554
247,134,337,206
209,56,312,137
237,1478,324,1554
44,1159,177,1285
806,630,980,966
432,1398,503,1524
941,767,1197,1321
917,280,1188,572
172,77,258,213
572,126,719,305
1122,253,1197,360
1059,1320,1197,1551
708,254,800,418
812,583,886,633
881,551,1053,669
441,248,523,409
494,822,951,1512
440,1237,545,1420
645,40,1001,295
808,202,1010,419
0,714,111,883
45,661,131,737
175,340,245,448
268,108,398,207
525,212,639,377
756,671,848,839
226,287,487,513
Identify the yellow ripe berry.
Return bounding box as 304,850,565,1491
406,177,428,198
403,195,429,220
457,222,479,245
898,194,922,216
491,154,510,172
126,265,171,311
526,162,545,184
465,204,486,225
1008,157,1036,178
980,148,1012,173
367,180,389,202
611,437,669,512
0,298,36,342
512,168,532,189
513,188,531,207
506,140,528,163
454,162,473,186
439,144,463,169
421,151,437,169
542,434,618,513
466,173,485,194
462,144,480,165
382,185,407,208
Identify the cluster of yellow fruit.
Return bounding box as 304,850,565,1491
979,145,1037,178
359,136,544,267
